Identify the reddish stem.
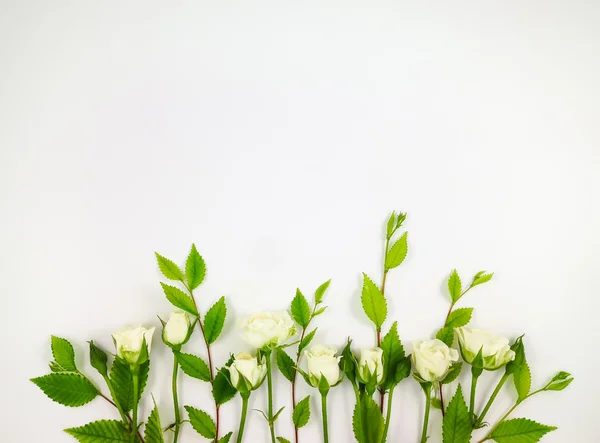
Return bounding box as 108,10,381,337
100,393,145,442
439,383,445,417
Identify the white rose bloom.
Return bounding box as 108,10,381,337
228,352,267,390
412,339,459,382
456,328,516,370
240,311,296,349
305,345,341,386
112,326,155,365
163,311,191,346
358,348,384,384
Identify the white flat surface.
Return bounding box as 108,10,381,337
1,1,599,442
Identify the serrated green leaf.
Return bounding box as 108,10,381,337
155,252,184,281
361,273,387,330
448,270,462,303
545,371,573,391
352,401,365,443
291,289,311,328
204,296,227,344
436,327,455,346
89,341,108,378
110,359,149,412
299,328,317,354
514,361,531,402
185,406,216,439
380,322,406,390
393,357,412,384
31,372,98,407
353,393,384,443
218,432,233,443
65,419,129,442
314,279,331,304
185,244,206,290
160,282,198,316
432,397,443,410
443,384,471,443
386,212,396,238
490,418,556,442
313,306,327,316
51,336,77,372
277,438,292,443
145,403,165,443
176,352,211,382
442,363,463,384
471,271,493,288
292,395,311,428
445,308,473,329
213,366,237,405
385,232,408,270
276,348,296,382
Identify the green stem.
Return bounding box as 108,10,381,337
475,373,509,427
130,368,140,443
477,403,518,443
321,393,329,443
381,387,394,442
420,387,431,443
265,350,277,443
469,373,480,425
236,393,250,443
103,377,129,425
172,355,181,443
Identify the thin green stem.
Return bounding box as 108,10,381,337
130,369,140,443
321,393,329,443
420,387,432,443
172,354,181,443
469,373,480,425
475,373,509,427
265,350,277,443
99,392,144,442
381,387,394,442
236,394,250,443
102,379,128,424
477,403,518,443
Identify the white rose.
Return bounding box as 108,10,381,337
412,339,459,382
358,348,384,385
112,326,155,365
228,352,267,391
240,311,296,349
456,328,516,370
305,345,341,386
163,311,191,347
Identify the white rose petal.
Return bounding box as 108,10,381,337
240,311,296,349
412,339,459,382
163,311,191,346
456,328,516,370
305,345,341,386
358,347,384,384
112,325,155,365
228,351,267,390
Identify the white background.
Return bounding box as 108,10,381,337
1,1,599,442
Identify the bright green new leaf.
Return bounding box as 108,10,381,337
213,366,237,405
490,418,556,442
431,397,443,410
291,289,311,328
218,433,233,443
31,372,98,407
204,296,227,344
445,308,473,329
277,438,292,443
380,322,406,390
185,243,206,290
50,335,77,372
176,352,211,382
110,359,150,412
89,341,108,378
298,328,317,354
185,406,216,439
448,270,462,303
385,232,408,270
514,361,532,402
145,402,165,443
314,279,331,304
471,271,493,288
442,384,471,443
436,327,454,346
160,282,198,316
276,348,296,382
442,363,463,384
361,273,387,330
544,371,574,391
65,420,129,442
155,252,184,281
292,396,311,428
313,306,327,316
386,212,396,238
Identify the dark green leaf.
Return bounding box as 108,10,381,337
292,396,311,428
445,308,473,329
442,363,463,384
213,366,237,405
361,273,387,330
314,279,331,304
490,418,556,442
380,322,406,390
436,327,455,346
185,244,206,290
340,339,357,383
204,296,227,344
298,328,317,354
176,352,211,382
51,336,77,372
31,373,98,407
393,357,412,384
276,348,296,382
385,232,408,270
110,359,150,412
145,402,165,443
65,420,129,442
155,252,184,281
514,361,531,402
185,406,216,439
442,384,471,443
89,341,108,378
353,393,384,443
160,282,198,316
448,270,462,303
291,289,311,328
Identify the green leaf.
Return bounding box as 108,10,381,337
361,273,387,330
471,271,493,288
292,396,311,428
213,366,237,405
385,232,408,270
89,341,108,378
314,279,331,304
393,357,412,384
514,361,531,402
218,433,233,443
160,282,198,316
145,402,165,443
176,352,211,382
544,371,574,391
490,418,556,442
313,306,327,316
185,406,216,439
353,393,384,443
31,372,98,407
340,339,357,383
298,328,317,354
110,359,150,412
204,296,227,344
445,308,473,329
50,336,77,372
277,438,292,443
448,270,462,303
436,327,455,346
386,212,396,238
65,420,129,442
431,397,443,410
380,322,406,390
155,252,184,281
276,348,296,382
442,363,463,384
442,384,471,443
291,289,311,328
185,244,206,290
